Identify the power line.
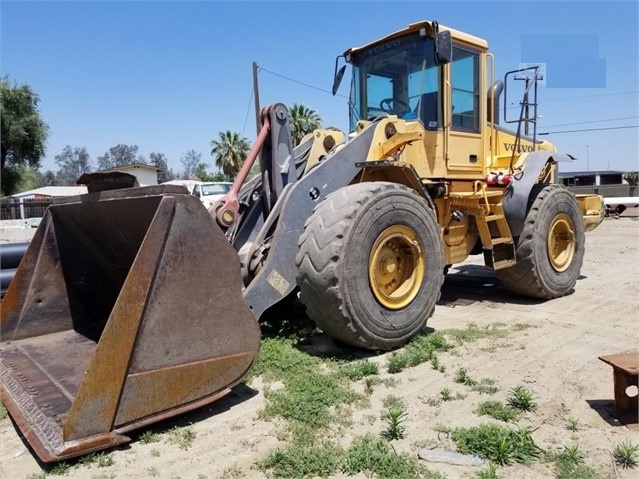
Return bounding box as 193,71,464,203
258,65,349,99
539,125,639,135
541,116,639,128
241,88,254,138
505,90,639,111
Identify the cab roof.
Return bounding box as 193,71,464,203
344,20,488,57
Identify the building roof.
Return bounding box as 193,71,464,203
10,186,88,198
106,163,163,173
559,170,626,177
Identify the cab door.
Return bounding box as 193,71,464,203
446,45,485,174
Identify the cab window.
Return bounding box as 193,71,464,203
451,47,480,132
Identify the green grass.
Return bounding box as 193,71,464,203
475,400,520,422
507,385,537,412
612,440,639,469
257,435,446,479
338,359,379,380
250,337,321,381
451,423,542,466
0,400,7,420
442,322,511,344
386,332,450,373
257,442,343,478
165,425,196,450
261,366,359,437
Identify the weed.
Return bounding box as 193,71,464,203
339,360,379,380
382,394,406,410
387,352,409,374
475,400,519,422
147,467,160,477
557,444,584,465
343,435,443,478
0,400,7,420
139,430,160,444
364,376,380,394
381,405,408,440
257,442,342,478
507,385,537,412
165,425,196,450
442,322,510,344
455,367,477,386
432,423,451,434
197,475,209,479
430,355,440,370
565,416,580,432
424,396,441,407
386,332,450,373
217,465,245,479
555,462,601,479
471,378,499,395
26,473,47,479
451,423,542,465
381,377,398,388
440,387,453,401
475,463,501,479
612,440,639,469
90,473,116,479
79,452,98,467
97,453,114,468
150,448,160,457
49,462,71,475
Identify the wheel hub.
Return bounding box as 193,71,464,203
369,225,424,309
547,213,575,272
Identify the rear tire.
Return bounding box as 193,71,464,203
497,184,585,299
295,182,444,350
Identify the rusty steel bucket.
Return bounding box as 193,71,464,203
0,185,260,462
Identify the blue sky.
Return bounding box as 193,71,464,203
2,0,638,175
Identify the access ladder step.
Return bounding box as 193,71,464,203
485,214,505,222
490,237,513,246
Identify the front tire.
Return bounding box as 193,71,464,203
295,182,444,350
497,184,585,299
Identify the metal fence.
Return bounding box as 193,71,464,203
0,197,53,220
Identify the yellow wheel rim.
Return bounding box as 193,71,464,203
369,225,425,309
547,213,575,272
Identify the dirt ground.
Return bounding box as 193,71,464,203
0,217,638,479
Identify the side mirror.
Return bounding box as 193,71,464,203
435,30,452,65
332,65,346,96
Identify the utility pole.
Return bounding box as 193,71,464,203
252,62,261,137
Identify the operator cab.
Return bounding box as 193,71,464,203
334,21,452,133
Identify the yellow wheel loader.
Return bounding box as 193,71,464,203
0,20,604,462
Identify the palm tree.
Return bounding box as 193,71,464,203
289,103,322,146
210,130,251,178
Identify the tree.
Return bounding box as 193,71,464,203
210,131,250,178
180,150,208,179
96,144,139,170
1,76,50,195
54,146,93,185
289,103,322,146
623,172,638,186
149,152,176,183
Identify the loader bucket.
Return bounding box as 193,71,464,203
0,185,260,462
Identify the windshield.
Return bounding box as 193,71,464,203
349,33,440,132
201,183,232,196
